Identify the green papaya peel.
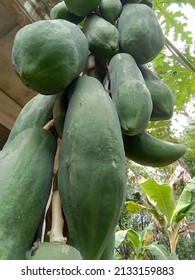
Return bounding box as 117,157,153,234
139,65,175,121
123,131,186,167
53,90,69,138
12,19,89,95
0,127,57,259
58,75,126,259
27,242,82,260
50,1,84,24
108,53,153,135
83,14,119,60
118,4,165,64
100,232,115,260
99,0,122,24
3,94,57,149
64,0,100,16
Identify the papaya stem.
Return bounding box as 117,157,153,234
43,119,55,131
48,190,66,244
165,37,195,73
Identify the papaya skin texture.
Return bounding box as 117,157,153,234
123,132,186,167
83,15,119,60
64,0,101,16
99,0,122,24
12,20,89,95
139,65,175,121
0,128,57,259
3,94,57,149
118,4,165,64
108,53,153,135
58,75,126,260
27,243,82,260
50,1,84,24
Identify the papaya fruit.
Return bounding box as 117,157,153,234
121,0,142,4
139,65,175,121
53,90,69,139
50,1,84,24
0,127,57,259
64,0,100,16
141,0,153,8
12,19,89,95
27,243,82,260
3,94,56,149
108,53,152,136
58,75,126,260
100,232,115,260
118,4,165,64
123,131,186,167
83,14,119,60
99,0,122,24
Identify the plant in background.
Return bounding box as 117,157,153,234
118,177,195,259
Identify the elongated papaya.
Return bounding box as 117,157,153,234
0,127,57,259
27,243,82,260
123,131,186,167
50,1,84,24
118,4,164,64
100,232,115,260
139,65,175,121
108,53,152,135
99,0,122,23
58,75,126,260
3,94,56,149
53,90,68,138
12,19,89,95
83,14,119,60
64,0,100,16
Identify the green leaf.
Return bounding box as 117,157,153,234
140,179,175,222
172,177,195,223
115,230,129,248
146,243,179,260
127,230,141,249
125,201,146,214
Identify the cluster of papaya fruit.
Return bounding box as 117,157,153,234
0,0,186,260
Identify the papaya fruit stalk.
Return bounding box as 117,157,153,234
48,190,67,244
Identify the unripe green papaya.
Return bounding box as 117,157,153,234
108,53,153,135
27,242,82,260
0,127,57,259
141,0,153,8
83,14,119,60
139,65,175,121
118,4,164,64
64,0,100,16
12,19,89,95
99,0,122,23
50,1,84,24
58,75,126,260
53,90,69,138
121,0,141,4
123,131,186,167
100,232,115,260
3,94,56,149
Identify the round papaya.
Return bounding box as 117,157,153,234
12,19,89,95
50,1,84,24
99,0,122,24
83,14,119,60
64,0,100,16
118,4,164,64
